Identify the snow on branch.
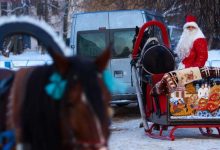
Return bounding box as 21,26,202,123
163,3,183,17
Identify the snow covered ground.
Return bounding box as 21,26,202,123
109,107,220,150
206,49,220,67
109,118,220,150
0,50,52,70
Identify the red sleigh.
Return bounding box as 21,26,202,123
131,20,220,140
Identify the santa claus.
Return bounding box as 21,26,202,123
175,15,208,69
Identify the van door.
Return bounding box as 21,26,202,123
109,29,135,95
70,12,109,55
71,10,166,101
76,30,112,85
108,11,146,95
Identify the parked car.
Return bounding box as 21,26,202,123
69,9,166,105
205,50,220,67
168,25,182,50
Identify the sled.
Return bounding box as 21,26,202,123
131,20,220,140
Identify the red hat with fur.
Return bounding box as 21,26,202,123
183,15,199,29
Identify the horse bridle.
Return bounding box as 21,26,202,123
132,35,142,53
72,91,107,150
62,66,108,150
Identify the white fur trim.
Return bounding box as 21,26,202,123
146,37,158,45
142,37,158,50
99,147,108,150
16,144,23,150
183,22,199,29
178,62,185,69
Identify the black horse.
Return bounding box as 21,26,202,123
132,26,176,116
132,26,175,75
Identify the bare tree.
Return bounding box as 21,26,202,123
1,0,219,48
0,0,31,15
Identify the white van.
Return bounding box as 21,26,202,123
168,25,182,50
69,9,165,105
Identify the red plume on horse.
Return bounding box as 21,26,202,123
0,16,112,150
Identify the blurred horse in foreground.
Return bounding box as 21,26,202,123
0,16,112,150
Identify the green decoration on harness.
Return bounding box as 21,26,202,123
45,72,67,100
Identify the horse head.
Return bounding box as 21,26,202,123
132,26,154,51
0,16,112,150
132,22,175,75
52,46,112,150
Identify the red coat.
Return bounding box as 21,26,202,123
182,38,208,68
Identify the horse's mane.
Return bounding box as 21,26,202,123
21,65,62,150
20,56,105,150
0,69,14,131
72,56,106,122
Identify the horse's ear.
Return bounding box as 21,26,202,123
135,26,139,35
53,51,70,75
147,27,153,36
95,44,112,73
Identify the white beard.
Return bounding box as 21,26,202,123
175,27,205,60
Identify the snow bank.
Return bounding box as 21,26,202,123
109,118,220,150
0,50,52,70
205,49,220,67
208,49,220,61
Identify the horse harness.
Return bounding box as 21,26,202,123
60,57,108,149
0,74,14,98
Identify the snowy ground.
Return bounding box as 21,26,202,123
109,104,220,150
0,50,52,69
0,50,52,61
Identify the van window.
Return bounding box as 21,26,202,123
168,26,182,49
111,29,135,58
77,31,107,58
172,28,182,39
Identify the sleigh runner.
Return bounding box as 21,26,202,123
131,20,220,140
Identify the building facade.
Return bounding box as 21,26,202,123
0,0,66,51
